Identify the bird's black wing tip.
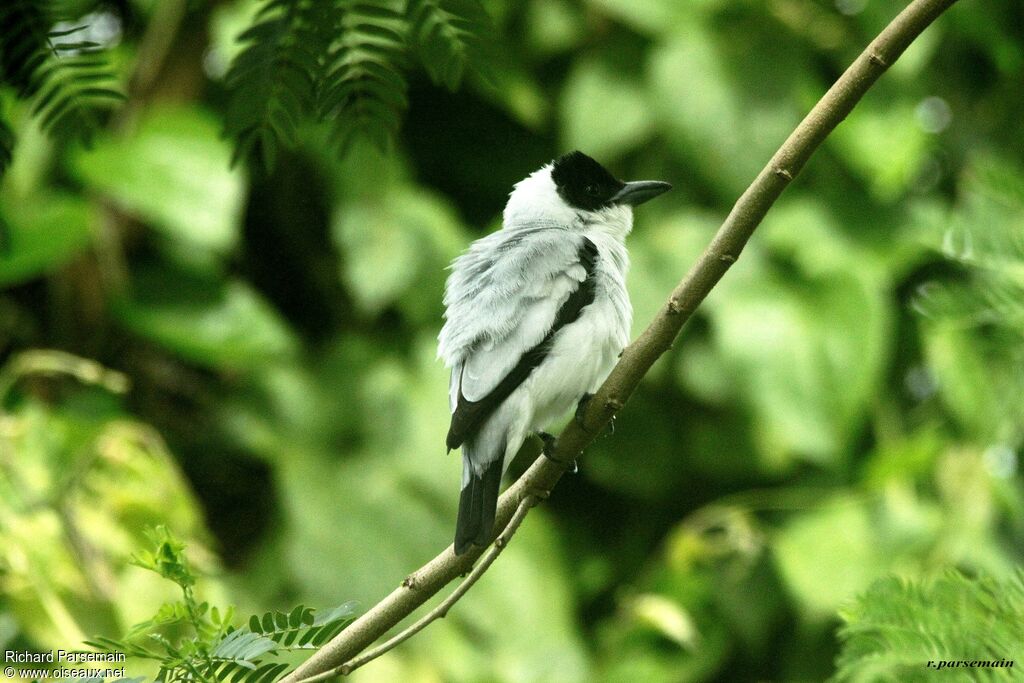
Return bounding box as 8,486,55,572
454,455,503,557
446,429,461,452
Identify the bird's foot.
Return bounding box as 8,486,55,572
575,393,616,438
574,393,594,431
538,431,557,455
538,431,578,474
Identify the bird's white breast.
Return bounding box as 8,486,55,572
520,233,631,431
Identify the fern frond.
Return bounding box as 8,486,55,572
224,0,319,169
196,602,356,680
208,660,289,683
86,527,357,682
225,0,409,166
83,635,164,661
245,601,357,649
215,627,279,661
0,0,50,95
319,1,408,154
832,571,1024,683
223,0,499,165
406,0,496,89
0,1,122,148
204,628,278,677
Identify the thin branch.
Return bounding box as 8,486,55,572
0,349,129,404
113,0,189,130
280,0,961,679
294,494,542,683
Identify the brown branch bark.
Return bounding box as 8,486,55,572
281,0,961,679
296,494,542,682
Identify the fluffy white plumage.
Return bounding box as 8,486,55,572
439,153,667,554
439,163,632,452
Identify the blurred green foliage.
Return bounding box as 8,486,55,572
1,0,1023,682
84,526,357,682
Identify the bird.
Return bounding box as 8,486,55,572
438,151,671,555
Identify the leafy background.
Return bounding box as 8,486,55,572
1,0,1023,681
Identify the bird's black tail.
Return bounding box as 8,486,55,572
454,439,504,555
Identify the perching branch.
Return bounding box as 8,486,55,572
295,494,542,682
281,0,961,679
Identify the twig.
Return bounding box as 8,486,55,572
114,0,189,129
279,1,961,679
294,494,541,683
0,349,129,404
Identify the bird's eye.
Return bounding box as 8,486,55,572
585,184,599,196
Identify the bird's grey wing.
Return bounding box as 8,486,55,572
440,226,576,363
442,232,599,450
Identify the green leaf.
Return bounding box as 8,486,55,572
332,186,463,318
627,208,720,340
828,102,931,201
525,0,585,55
310,601,356,628
0,2,122,143
407,0,496,90
919,323,1020,441
211,629,277,662
587,0,704,36
110,265,297,371
223,0,319,169
710,267,888,468
560,58,654,161
70,107,245,253
226,602,355,656
648,32,799,200
320,1,409,154
0,193,93,287
773,497,884,617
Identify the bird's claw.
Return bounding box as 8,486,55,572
576,393,615,438
538,431,558,455
574,393,594,431
538,431,578,473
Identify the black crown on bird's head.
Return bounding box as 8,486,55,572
551,151,672,211
551,151,625,211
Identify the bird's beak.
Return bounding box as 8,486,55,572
611,180,672,206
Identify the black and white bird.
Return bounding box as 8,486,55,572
438,151,671,554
